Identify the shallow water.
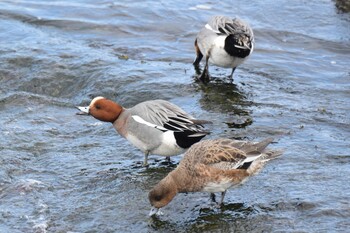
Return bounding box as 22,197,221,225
0,0,349,232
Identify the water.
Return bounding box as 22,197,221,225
0,0,349,232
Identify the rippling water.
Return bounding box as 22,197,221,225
1,0,349,232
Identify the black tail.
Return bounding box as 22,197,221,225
224,34,251,58
174,131,206,149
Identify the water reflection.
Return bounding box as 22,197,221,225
148,202,261,232
194,80,253,129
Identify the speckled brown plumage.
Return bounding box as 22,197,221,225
149,138,282,214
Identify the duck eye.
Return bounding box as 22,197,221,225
154,195,162,201
95,104,101,110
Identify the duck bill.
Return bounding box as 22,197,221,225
76,106,90,115
149,207,160,217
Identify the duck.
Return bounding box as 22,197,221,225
76,97,211,166
149,137,282,216
193,15,254,82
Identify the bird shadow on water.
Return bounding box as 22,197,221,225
148,202,259,232
136,160,180,191
192,74,254,131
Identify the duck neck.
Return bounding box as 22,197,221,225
168,168,188,193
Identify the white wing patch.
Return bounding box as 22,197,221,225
131,115,168,131
234,45,247,49
205,23,221,34
234,154,262,169
243,154,262,163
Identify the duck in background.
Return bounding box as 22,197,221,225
77,97,211,166
194,15,254,82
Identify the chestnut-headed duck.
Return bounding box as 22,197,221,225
77,97,211,166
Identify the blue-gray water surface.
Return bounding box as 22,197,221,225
0,0,349,232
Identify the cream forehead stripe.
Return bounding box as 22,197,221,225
90,96,105,106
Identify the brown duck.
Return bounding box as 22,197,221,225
149,138,282,216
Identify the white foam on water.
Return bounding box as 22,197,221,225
18,179,45,195
91,122,103,126
30,200,50,233
189,4,212,10
33,222,48,233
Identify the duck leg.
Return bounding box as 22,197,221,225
193,52,203,67
210,193,216,203
199,55,210,82
218,191,227,207
143,151,150,167
229,67,236,81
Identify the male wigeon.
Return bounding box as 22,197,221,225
193,15,254,82
77,97,211,166
149,138,282,216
